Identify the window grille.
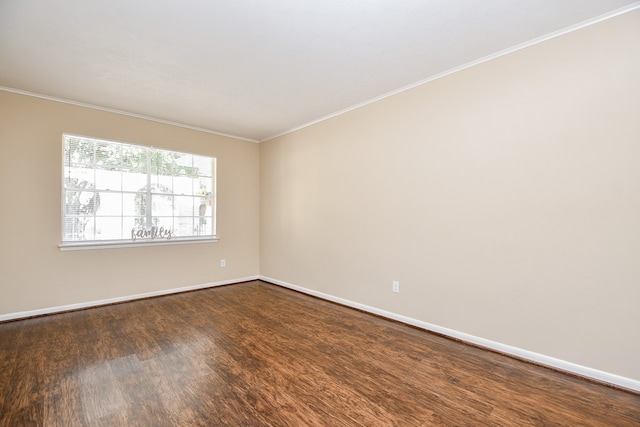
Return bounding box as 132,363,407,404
62,134,216,247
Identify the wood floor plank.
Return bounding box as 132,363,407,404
1,318,47,427
0,280,638,426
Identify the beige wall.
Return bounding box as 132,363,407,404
260,11,640,380
0,91,260,315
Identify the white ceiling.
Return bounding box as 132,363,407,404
1,1,638,142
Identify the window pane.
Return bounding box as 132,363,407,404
63,214,95,240
174,217,194,237
193,155,212,177
173,176,194,196
174,195,195,216
95,142,121,170
150,149,176,175
95,169,122,192
64,191,81,216
174,153,194,176
196,177,213,196
63,216,78,240
122,171,148,192
151,194,173,217
122,193,141,216
64,166,94,189
121,145,147,173
65,137,94,166
198,219,212,236
65,189,100,215
96,192,122,216
196,208,211,235
150,174,173,194
122,217,138,238
95,217,123,240
65,215,95,241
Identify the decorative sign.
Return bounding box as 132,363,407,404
131,226,173,242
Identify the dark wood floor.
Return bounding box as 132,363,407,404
0,281,638,426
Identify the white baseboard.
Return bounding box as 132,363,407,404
259,275,640,393
0,276,260,322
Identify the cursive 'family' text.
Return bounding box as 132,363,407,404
131,226,173,241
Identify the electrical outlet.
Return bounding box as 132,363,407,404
220,259,226,268
392,281,400,293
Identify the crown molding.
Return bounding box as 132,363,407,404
260,2,640,143
0,86,259,143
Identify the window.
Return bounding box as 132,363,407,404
61,134,216,248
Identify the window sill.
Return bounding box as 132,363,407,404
59,237,219,251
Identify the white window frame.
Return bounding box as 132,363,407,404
59,134,217,251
